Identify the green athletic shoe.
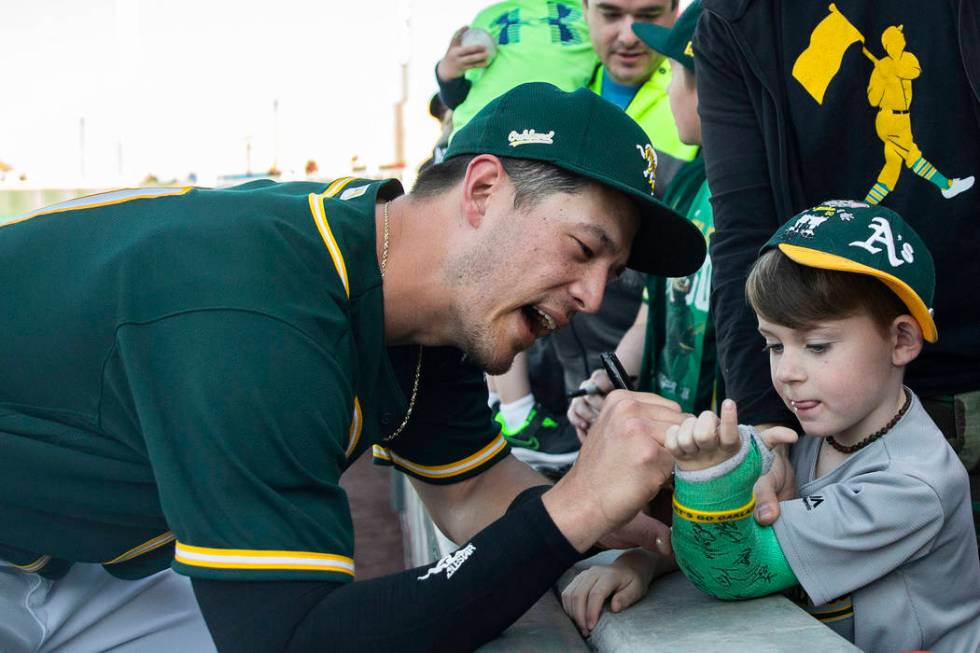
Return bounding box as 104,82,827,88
495,403,580,467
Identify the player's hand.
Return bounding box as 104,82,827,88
666,399,742,472
561,549,663,636
752,430,798,524
436,26,491,81
543,390,685,552
567,369,614,441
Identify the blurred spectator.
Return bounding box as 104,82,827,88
435,3,597,135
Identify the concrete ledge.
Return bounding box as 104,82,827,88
558,552,860,652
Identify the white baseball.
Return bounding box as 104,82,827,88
461,27,497,63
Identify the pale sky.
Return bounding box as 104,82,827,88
1,0,489,187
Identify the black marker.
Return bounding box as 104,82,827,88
600,352,634,391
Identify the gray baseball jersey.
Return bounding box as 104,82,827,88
773,390,980,653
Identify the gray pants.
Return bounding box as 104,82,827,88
0,562,215,653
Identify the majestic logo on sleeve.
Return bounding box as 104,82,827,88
508,129,555,147
416,544,476,581
636,143,658,194
791,4,974,205
849,216,914,266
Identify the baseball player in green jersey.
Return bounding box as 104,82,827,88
0,84,708,652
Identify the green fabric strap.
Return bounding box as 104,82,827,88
672,441,798,600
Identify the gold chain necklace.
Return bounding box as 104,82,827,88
381,201,423,442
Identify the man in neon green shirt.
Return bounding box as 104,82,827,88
583,0,698,175
437,0,697,175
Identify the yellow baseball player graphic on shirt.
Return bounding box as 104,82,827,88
792,4,974,206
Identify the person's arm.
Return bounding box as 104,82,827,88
435,25,489,109
409,454,549,543
194,390,683,651
561,548,675,636
693,9,795,428
193,487,580,652
665,401,800,599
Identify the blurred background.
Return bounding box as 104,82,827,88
0,0,486,219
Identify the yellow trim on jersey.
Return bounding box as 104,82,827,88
672,495,756,523
174,541,354,575
2,187,193,229
13,554,52,573
371,434,508,479
323,176,355,197
345,397,363,458
103,531,176,565
308,177,357,299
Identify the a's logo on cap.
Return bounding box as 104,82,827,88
636,144,658,195
509,129,555,147
849,216,914,267
684,40,694,57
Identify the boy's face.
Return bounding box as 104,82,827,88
667,59,699,145
758,311,912,446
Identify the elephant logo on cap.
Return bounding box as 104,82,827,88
637,144,658,195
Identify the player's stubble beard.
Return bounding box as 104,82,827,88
442,216,525,376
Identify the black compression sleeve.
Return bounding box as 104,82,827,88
193,495,583,652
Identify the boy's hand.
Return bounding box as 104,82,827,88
666,399,742,471
436,26,492,81
561,549,669,636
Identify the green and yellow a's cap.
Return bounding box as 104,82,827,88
632,0,701,71
444,82,706,277
762,201,938,342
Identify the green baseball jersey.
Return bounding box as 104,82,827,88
639,157,718,413
451,0,598,133
0,178,507,583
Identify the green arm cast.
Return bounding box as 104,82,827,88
672,439,798,600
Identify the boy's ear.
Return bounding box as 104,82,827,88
891,314,923,366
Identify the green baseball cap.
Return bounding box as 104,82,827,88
762,200,938,342
444,82,706,276
632,0,701,71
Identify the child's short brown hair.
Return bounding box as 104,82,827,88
746,249,908,333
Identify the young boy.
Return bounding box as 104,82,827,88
564,202,980,652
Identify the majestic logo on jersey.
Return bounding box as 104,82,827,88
802,495,825,510
849,216,914,266
785,214,829,239
508,129,555,147
636,143,658,194
417,543,476,581
339,185,368,201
